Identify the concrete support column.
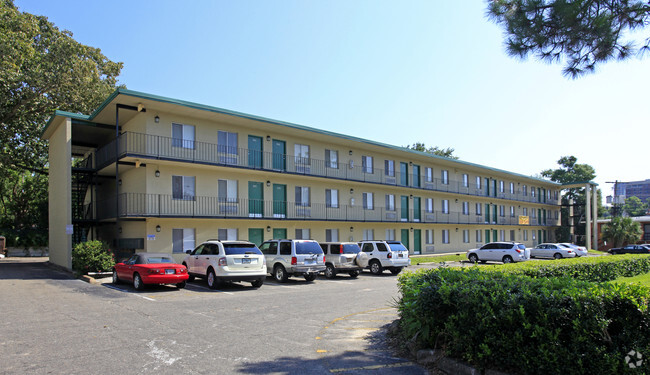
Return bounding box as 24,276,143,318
592,184,598,250
585,184,592,250
569,198,574,241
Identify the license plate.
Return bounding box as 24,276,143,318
165,269,175,274
398,254,403,258
305,260,315,265
242,258,251,264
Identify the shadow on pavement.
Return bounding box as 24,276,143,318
0,257,73,281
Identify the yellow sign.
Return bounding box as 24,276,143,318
519,215,530,225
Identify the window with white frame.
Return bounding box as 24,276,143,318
425,198,434,213
547,190,551,200
476,203,482,215
554,191,559,200
326,189,339,208
385,160,395,177
555,210,559,219
362,156,373,174
442,199,449,214
425,229,434,244
386,194,395,211
295,186,310,207
523,230,528,241
363,192,374,210
172,228,195,253
218,228,238,240
522,185,528,196
463,230,469,243
294,144,310,165
499,205,505,217
172,175,195,200
442,229,450,244
510,206,515,217
217,130,238,155
218,179,238,203
499,230,505,241
463,201,469,215
425,167,433,182
531,209,536,218
325,149,338,169
499,180,504,193
476,176,481,189
531,188,536,197
363,229,374,240
523,207,528,216
462,174,469,187
325,229,339,242
476,230,482,242
172,123,195,149
510,182,515,194
386,229,396,241
295,228,310,239
442,170,449,185
510,230,515,241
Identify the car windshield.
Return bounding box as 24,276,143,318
145,255,174,264
295,241,324,255
224,244,263,255
558,244,572,249
341,244,361,254
388,243,408,252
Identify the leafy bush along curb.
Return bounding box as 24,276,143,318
71,240,115,275
397,267,650,375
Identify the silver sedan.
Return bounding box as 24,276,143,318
530,243,577,259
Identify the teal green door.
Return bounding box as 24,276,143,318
413,229,421,254
400,162,408,186
538,230,542,244
412,165,420,188
248,228,263,246
485,204,490,224
273,228,287,239
401,195,409,221
248,135,263,168
537,188,541,202
492,230,498,242
272,139,286,170
538,209,542,225
485,229,490,243
493,180,497,197
413,197,421,222
273,184,286,217
248,181,264,217
485,178,490,196
492,204,497,223
401,229,409,250
543,230,547,243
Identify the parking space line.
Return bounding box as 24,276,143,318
263,282,299,289
103,284,156,301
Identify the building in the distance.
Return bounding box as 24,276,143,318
43,89,562,270
614,179,650,203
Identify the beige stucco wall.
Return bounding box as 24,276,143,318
47,117,72,270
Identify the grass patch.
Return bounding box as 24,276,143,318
613,272,650,287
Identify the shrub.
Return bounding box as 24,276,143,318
71,240,115,274
397,266,650,374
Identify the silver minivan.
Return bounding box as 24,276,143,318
319,242,362,278
259,239,326,282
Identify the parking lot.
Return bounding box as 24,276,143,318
0,258,428,374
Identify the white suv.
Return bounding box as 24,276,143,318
466,242,530,264
357,240,410,275
259,239,326,282
319,242,362,278
182,240,267,289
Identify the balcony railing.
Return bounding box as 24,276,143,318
94,193,557,227
95,132,561,206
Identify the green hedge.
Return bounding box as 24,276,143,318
397,258,650,374
71,240,115,274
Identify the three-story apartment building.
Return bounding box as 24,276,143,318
43,89,561,269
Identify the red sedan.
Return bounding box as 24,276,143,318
112,253,189,290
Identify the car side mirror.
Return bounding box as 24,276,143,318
185,250,191,255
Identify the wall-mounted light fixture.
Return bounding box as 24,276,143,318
118,179,122,186
155,170,160,177
455,199,458,203
409,194,413,199
118,227,122,234
409,161,413,166
455,228,459,232
266,180,271,187
350,226,354,232
156,225,161,232
410,227,413,232
154,115,160,123
348,150,353,155
350,188,354,194
266,226,271,232
266,135,271,142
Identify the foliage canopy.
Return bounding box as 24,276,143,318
405,142,459,159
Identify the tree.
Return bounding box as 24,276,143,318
622,196,648,217
601,216,643,247
0,169,48,247
405,142,459,159
0,0,123,172
486,0,650,77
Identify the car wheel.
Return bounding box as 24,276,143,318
502,256,513,264
273,265,288,283
251,278,264,288
324,264,336,279
468,254,479,263
176,281,186,289
207,269,219,289
369,260,383,275
349,270,360,278
133,273,144,291
112,269,120,284
390,267,403,275
554,253,562,260
304,273,316,282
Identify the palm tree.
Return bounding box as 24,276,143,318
602,217,643,248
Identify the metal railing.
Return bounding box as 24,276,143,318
95,132,561,206
93,192,558,227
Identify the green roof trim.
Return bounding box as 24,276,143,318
44,88,560,186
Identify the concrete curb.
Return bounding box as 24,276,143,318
80,275,102,285
415,349,510,375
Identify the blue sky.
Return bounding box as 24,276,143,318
17,0,650,199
